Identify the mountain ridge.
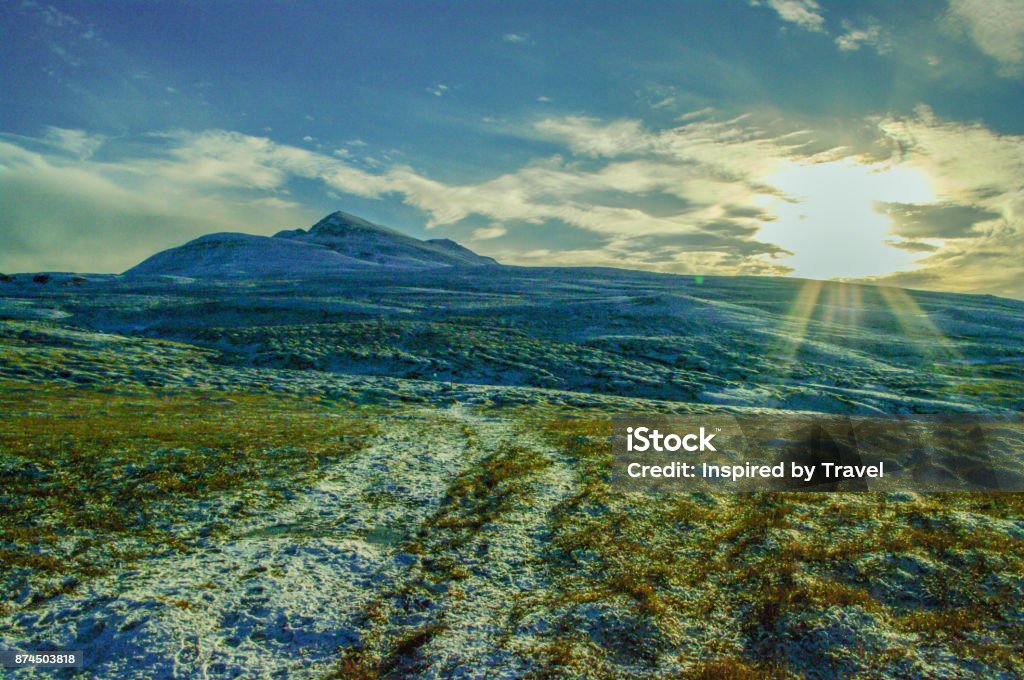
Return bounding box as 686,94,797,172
125,211,497,277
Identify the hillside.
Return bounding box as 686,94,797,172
0,258,1022,677
4,267,1020,414
125,211,497,278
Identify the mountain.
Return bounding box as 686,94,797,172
274,211,497,268
125,211,497,277
124,232,379,278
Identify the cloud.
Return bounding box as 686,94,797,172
864,233,1024,298
887,239,940,253
27,1,80,29
533,117,650,157
352,115,818,274
0,132,321,273
946,0,1024,75
835,20,888,53
17,0,103,78
472,225,507,240
865,107,1024,296
427,83,450,97
2,108,1022,296
876,106,1024,207
523,110,1022,294
41,127,105,158
878,202,1000,239
500,240,789,276
502,33,529,43
0,119,796,277
749,0,826,33
531,113,814,182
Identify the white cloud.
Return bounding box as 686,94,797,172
472,225,507,240
835,21,888,53
30,1,80,29
253,196,301,210
427,83,450,97
866,106,1024,296
502,33,528,43
0,115,848,279
3,108,1022,295
532,114,805,179
18,0,102,78
876,105,1024,208
533,117,650,157
0,135,318,273
0,122,793,276
946,0,1024,75
41,127,104,158
750,0,826,33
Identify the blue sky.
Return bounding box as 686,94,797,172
2,0,1023,297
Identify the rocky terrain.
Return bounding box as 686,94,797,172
0,216,1022,677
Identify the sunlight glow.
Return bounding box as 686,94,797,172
771,279,824,378
876,285,961,361
757,158,936,280
770,278,962,384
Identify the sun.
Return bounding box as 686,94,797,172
755,158,936,280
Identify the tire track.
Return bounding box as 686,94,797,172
3,407,507,678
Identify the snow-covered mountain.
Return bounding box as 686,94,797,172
125,211,497,277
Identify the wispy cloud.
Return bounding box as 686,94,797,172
0,131,319,272
17,0,103,78
471,225,507,241
0,121,794,276
427,83,450,97
2,108,1022,296
878,202,1000,239
946,0,1024,76
835,20,888,54
26,1,80,30
749,0,826,33
40,127,105,159
864,106,1024,296
502,32,529,43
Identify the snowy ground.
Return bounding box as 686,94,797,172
2,268,1022,415
1,269,1022,677
3,407,566,678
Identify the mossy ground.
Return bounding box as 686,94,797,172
0,382,377,612
1,270,1021,677
1,386,1021,677
511,416,1024,678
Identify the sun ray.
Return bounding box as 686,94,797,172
876,285,961,362
771,279,824,379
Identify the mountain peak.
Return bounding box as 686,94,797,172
279,211,497,267
126,209,497,277
308,211,404,238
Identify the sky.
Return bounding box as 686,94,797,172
2,0,1023,298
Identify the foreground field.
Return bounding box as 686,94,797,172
1,384,1021,678
1,269,1022,677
